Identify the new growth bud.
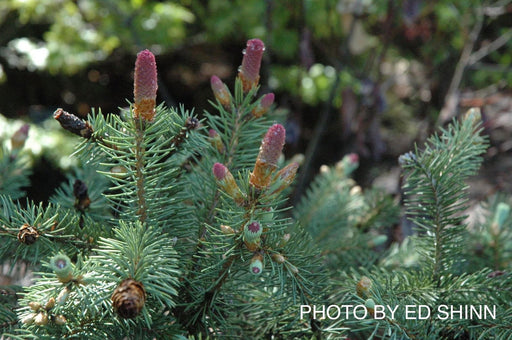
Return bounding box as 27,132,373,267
57,287,70,305
238,39,265,93
50,254,74,283
279,233,291,247
356,276,372,298
54,314,67,325
249,253,264,275
133,49,158,121
220,224,235,235
21,313,36,325
286,262,299,275
463,107,482,126
210,76,231,108
44,297,55,310
491,202,510,235
29,301,41,312
365,298,375,316
243,220,262,244
213,163,243,204
209,129,225,153
252,93,274,118
271,252,286,264
250,124,286,190
367,234,388,248
336,153,359,176
34,312,49,326
365,298,375,309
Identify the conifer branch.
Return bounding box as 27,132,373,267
400,109,488,284
187,81,258,281
134,124,148,225
170,116,200,148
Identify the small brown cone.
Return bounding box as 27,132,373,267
111,278,146,319
17,224,39,245
53,109,93,138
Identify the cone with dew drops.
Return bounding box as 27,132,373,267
238,39,265,93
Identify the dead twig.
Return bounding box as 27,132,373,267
437,8,484,126
468,29,512,65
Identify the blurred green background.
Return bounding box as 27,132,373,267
1,0,511,202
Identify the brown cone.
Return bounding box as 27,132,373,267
111,278,146,319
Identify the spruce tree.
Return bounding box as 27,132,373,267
1,40,329,339
1,39,511,340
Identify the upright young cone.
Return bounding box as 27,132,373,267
213,163,244,204
133,49,158,121
250,124,286,190
252,93,274,118
210,75,231,108
238,39,265,93
271,162,299,195
209,129,226,153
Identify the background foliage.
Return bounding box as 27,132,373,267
1,0,511,199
